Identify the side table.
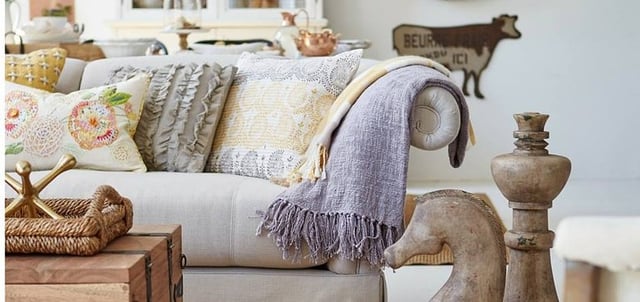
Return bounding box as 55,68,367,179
161,28,211,51
5,224,183,302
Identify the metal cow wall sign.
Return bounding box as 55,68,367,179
393,15,521,99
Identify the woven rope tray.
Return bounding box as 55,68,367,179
5,185,133,256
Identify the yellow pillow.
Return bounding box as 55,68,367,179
5,48,67,92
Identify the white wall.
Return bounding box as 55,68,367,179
325,0,640,182
7,0,121,39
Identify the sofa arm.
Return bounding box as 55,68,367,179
410,86,461,151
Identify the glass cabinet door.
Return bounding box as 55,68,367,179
227,0,304,9
123,0,212,20
121,0,322,23
220,0,321,21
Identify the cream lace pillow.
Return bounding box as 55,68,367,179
4,74,149,172
206,49,363,179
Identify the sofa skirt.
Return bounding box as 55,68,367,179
183,267,386,302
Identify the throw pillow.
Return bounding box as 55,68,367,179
4,74,149,172
5,48,67,92
206,49,363,179
106,62,237,172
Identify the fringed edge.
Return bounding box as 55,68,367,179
257,198,400,267
287,143,327,184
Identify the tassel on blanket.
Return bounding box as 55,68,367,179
257,198,400,266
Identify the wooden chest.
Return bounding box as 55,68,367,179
5,224,183,302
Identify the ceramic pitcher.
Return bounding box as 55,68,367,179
5,0,21,33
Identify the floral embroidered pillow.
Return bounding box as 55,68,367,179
206,49,363,179
4,74,150,172
5,48,67,92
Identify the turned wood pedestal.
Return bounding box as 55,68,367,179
491,112,571,302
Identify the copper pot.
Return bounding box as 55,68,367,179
295,29,339,57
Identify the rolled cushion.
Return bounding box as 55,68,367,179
410,86,461,151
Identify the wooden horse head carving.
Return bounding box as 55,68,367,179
384,189,506,302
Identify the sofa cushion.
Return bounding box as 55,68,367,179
55,58,87,94
106,63,237,172
5,48,67,92
4,74,149,172
206,49,362,180
80,54,241,90
10,170,321,268
183,267,385,302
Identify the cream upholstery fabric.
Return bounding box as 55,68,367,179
80,54,241,89
410,86,461,150
55,58,86,94
183,267,385,302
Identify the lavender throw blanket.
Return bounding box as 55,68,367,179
258,65,468,267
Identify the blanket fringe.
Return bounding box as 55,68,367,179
289,144,327,183
257,198,400,267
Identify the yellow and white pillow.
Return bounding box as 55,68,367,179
206,49,362,179
4,74,150,172
5,48,67,92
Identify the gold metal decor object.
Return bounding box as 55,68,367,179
295,29,339,57
5,154,77,219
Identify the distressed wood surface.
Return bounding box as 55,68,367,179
6,283,131,302
563,261,600,302
491,112,571,302
5,224,183,302
386,190,506,302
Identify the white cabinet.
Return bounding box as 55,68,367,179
114,0,327,51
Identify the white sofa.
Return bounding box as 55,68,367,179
5,53,465,301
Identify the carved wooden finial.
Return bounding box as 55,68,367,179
5,154,77,219
491,112,571,302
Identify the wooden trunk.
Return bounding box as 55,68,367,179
5,224,183,302
126,224,184,302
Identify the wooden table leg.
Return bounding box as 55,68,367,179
564,261,600,302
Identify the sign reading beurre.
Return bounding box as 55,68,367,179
393,15,521,99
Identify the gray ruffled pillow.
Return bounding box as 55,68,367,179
107,63,237,172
